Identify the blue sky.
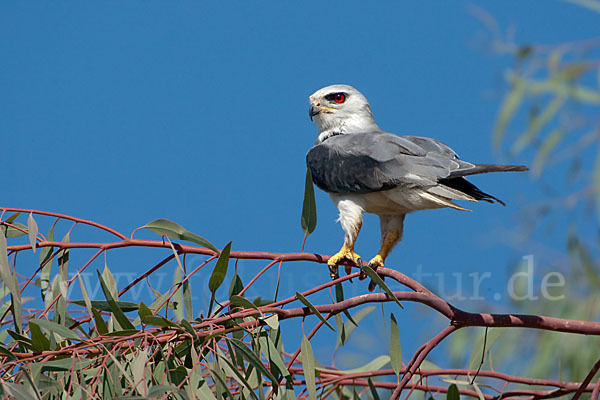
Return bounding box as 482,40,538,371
2,1,598,371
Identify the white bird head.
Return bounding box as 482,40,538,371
309,84,380,143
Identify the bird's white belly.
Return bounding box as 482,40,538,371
331,187,445,216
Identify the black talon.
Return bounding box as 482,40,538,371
368,280,376,292
329,265,339,280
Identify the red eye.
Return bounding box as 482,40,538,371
334,93,345,103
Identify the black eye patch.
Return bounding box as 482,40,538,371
325,92,347,104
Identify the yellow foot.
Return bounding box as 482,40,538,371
367,255,385,270
359,254,386,292
327,248,362,279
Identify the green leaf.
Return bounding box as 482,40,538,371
180,319,199,341
532,128,567,176
0,233,22,333
228,273,244,298
0,231,17,297
335,306,375,349
511,95,565,156
5,212,21,224
209,241,232,293
172,266,184,321
138,302,153,319
471,382,485,400
183,279,193,321
301,335,317,400
318,355,390,375
147,385,180,398
29,318,81,342
301,168,317,237
105,329,139,337
334,282,357,325
2,382,38,400
390,313,402,378
447,383,460,400
468,328,506,371
368,378,380,400
217,353,260,400
229,338,278,386
361,266,403,309
493,78,525,147
39,225,55,300
41,358,96,372
29,321,50,351
96,270,136,331
27,213,38,253
77,275,93,320
259,334,290,378
334,313,345,346
131,348,148,395
524,75,600,104
0,345,17,361
71,300,139,312
3,222,28,238
230,295,261,314
295,292,335,332
142,218,217,252
141,315,177,328
92,309,108,335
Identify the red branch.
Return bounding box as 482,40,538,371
1,207,599,399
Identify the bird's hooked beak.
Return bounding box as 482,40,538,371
309,102,333,121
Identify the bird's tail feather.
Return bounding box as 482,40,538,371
449,164,528,178
438,177,506,206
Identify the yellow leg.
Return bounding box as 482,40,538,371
327,242,362,279
367,228,400,271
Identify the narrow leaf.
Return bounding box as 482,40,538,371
183,279,193,321
493,79,525,147
3,222,28,238
209,241,232,293
29,321,50,351
92,309,108,335
172,266,184,321
318,355,390,375
259,334,290,378
39,225,55,300
447,383,460,400
96,270,136,330
532,128,567,176
30,318,80,342
138,302,153,319
335,283,357,326
142,218,217,251
301,168,317,236
368,378,381,400
230,295,261,314
229,338,278,385
301,335,317,400
361,266,403,309
228,273,243,298
468,328,506,371
511,95,565,156
27,213,38,253
390,313,402,378
71,300,139,312
336,306,375,349
296,292,335,332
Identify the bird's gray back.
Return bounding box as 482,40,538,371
307,131,474,194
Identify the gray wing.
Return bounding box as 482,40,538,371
306,132,476,194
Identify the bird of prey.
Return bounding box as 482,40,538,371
306,84,527,287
